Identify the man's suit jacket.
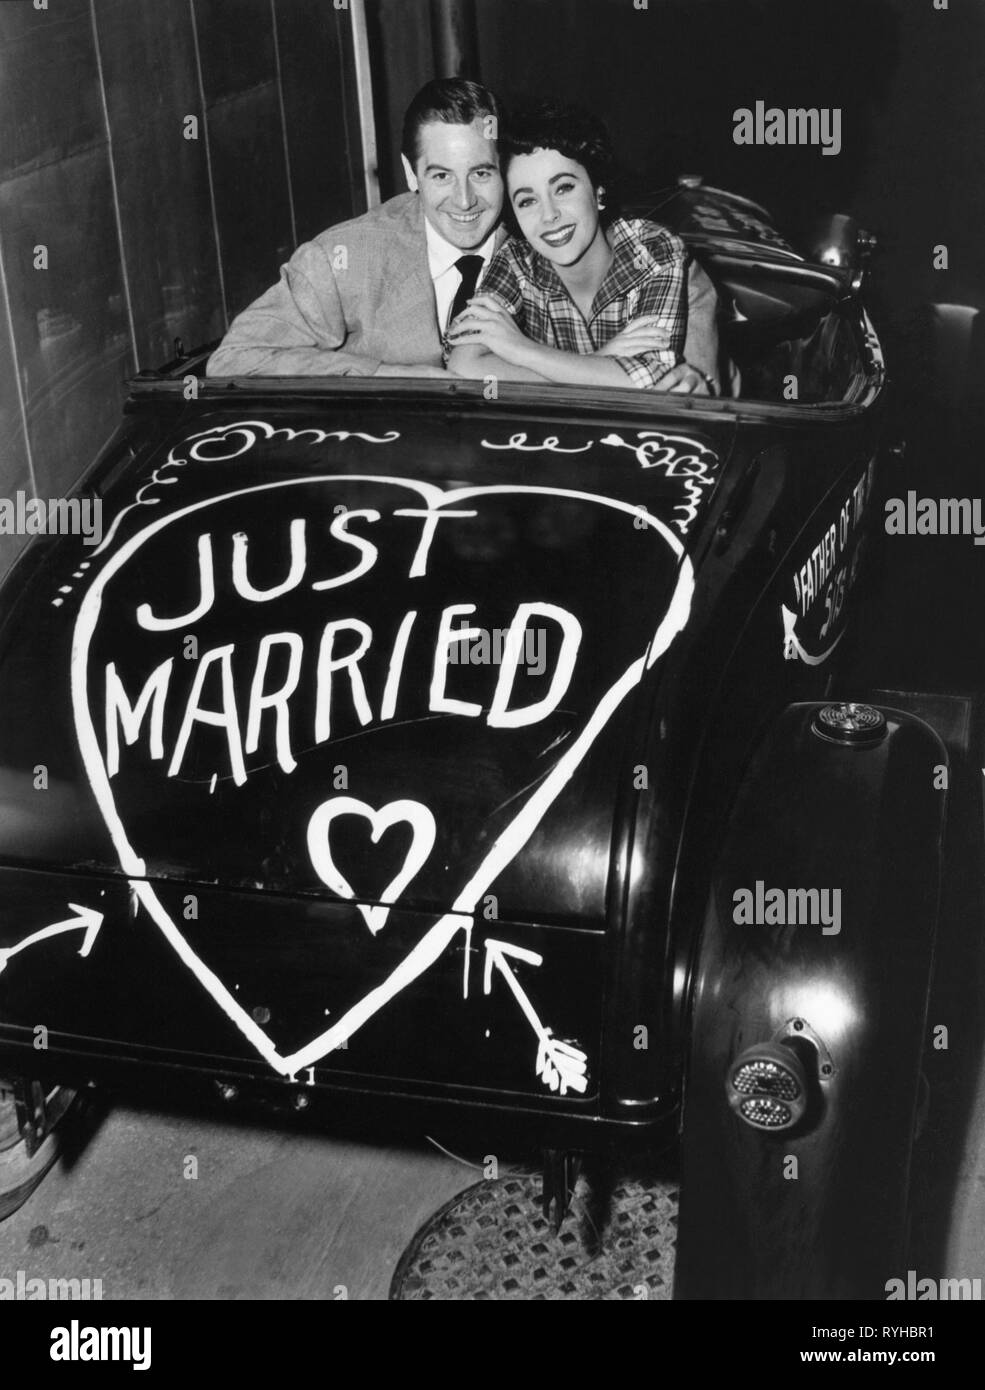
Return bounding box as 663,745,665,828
206,191,721,387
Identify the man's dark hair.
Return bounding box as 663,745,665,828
501,101,621,228
401,78,504,169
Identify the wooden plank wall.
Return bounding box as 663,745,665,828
0,0,365,578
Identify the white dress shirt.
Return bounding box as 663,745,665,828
425,219,499,333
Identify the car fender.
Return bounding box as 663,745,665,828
675,701,946,1300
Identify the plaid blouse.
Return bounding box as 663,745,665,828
471,217,688,389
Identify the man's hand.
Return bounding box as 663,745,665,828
373,363,448,378
655,362,714,395
446,294,529,364
596,316,673,357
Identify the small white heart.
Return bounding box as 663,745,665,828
306,796,437,934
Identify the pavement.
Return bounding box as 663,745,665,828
0,1099,475,1300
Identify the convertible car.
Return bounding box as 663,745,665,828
0,183,956,1298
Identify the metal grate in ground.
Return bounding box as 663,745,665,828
390,1171,678,1300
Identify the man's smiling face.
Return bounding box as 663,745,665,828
403,118,503,250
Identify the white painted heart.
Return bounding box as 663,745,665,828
306,796,436,935
72,468,696,1077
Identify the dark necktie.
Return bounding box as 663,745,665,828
448,254,484,329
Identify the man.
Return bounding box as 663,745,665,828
206,78,720,392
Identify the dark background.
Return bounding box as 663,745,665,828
0,0,982,577
370,0,985,315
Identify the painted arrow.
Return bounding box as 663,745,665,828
781,603,845,666
0,904,104,976
483,939,588,1096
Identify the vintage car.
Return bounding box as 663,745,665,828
0,184,951,1298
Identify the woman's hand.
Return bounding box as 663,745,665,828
595,315,673,357
446,294,531,366
655,362,714,394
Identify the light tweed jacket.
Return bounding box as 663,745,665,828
207,191,721,386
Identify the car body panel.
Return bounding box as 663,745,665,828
0,388,884,1122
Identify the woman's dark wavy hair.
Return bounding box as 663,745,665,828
500,101,622,234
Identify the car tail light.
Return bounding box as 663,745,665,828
727,1042,809,1131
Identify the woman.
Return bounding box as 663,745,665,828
446,102,695,390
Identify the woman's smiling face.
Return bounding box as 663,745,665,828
506,148,603,266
